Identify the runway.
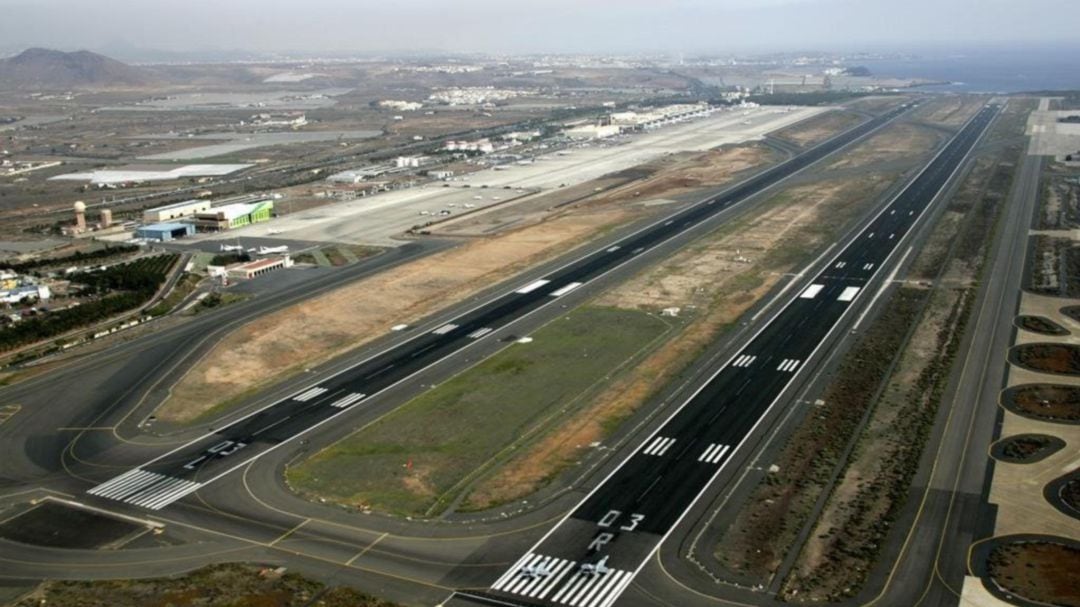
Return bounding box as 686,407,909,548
475,104,999,607
79,102,916,513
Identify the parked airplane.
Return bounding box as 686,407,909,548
220,244,245,252
267,229,283,235
579,556,610,577
257,245,289,255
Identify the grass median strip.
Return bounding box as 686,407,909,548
286,306,672,517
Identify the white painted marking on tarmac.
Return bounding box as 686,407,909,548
293,387,328,402
88,469,203,510
330,393,367,408
431,323,458,335
550,282,583,297
605,246,621,253
867,232,874,238
515,279,550,294
467,327,494,339
390,324,408,331
799,283,825,299
698,443,730,464
642,436,676,456
838,286,862,302
730,354,756,368
777,359,801,372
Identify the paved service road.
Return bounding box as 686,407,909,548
82,102,914,512
474,104,999,607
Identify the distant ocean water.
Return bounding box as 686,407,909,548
861,48,1080,93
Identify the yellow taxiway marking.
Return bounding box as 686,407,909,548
270,518,310,546
347,532,388,566
57,426,115,431
0,404,21,425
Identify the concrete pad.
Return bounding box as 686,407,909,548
191,105,828,247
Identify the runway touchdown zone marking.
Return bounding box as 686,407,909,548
431,323,459,335
88,468,203,510
777,359,801,372
467,327,494,339
799,283,825,299
550,282,583,297
698,443,731,464
516,279,551,294
330,393,367,409
731,354,757,368
838,286,862,302
293,387,327,402
492,552,632,607
641,436,676,456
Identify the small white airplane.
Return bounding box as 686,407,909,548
257,245,289,255
519,563,553,579
220,244,245,252
579,556,611,577
267,229,283,235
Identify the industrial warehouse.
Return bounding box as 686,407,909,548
127,198,275,241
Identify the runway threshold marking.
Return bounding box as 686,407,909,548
493,552,631,606
88,468,203,510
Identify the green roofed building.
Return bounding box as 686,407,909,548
193,200,274,231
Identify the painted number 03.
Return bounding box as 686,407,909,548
598,510,644,532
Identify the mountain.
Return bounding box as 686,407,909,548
0,48,154,89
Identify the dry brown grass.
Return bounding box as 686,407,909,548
774,111,863,148
827,123,943,170
157,208,637,422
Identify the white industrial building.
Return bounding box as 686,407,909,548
142,199,212,223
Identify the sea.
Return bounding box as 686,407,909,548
860,47,1080,94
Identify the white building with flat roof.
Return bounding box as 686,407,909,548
142,199,211,223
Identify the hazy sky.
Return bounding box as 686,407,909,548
1,0,1076,56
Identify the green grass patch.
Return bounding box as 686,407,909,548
147,273,202,317
287,306,670,516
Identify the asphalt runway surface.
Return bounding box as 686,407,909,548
467,104,999,607
80,102,917,513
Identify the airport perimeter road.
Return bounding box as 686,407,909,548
78,102,914,512
461,104,999,607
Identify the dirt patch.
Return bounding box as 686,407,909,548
1001,384,1080,423
990,434,1067,463
912,96,986,128
1027,235,1080,298
985,541,1080,607
1010,343,1080,376
1017,314,1071,336
826,122,944,171
13,562,401,607
0,501,142,549
1038,175,1080,230
773,110,863,148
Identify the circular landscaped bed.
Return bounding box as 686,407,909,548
1001,384,1080,423
1061,305,1080,323
990,434,1066,463
1015,315,1070,336
1044,469,1080,521
984,539,1080,607
1009,343,1080,376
